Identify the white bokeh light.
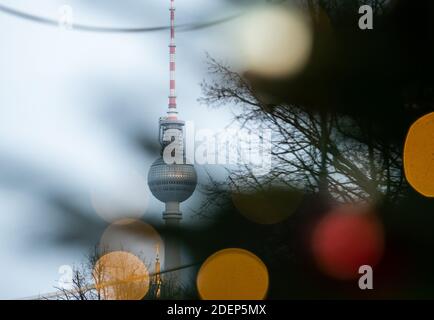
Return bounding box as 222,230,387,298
90,170,149,223
236,6,313,78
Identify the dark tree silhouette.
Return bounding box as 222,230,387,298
199,0,433,204
199,57,405,203
192,0,434,300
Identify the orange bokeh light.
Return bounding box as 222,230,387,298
93,251,149,300
197,248,269,300
404,112,434,197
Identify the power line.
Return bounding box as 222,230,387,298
0,3,241,34
18,261,201,300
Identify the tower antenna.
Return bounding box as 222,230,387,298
168,0,178,119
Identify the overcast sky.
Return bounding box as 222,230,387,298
0,0,261,299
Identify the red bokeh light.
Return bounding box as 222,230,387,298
312,206,385,280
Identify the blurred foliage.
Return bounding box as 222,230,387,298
195,0,434,298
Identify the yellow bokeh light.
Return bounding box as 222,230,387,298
197,248,269,300
232,188,303,224
237,6,313,78
93,251,149,300
404,112,434,197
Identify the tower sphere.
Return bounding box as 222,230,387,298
148,158,197,203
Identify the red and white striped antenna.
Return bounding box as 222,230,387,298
167,0,178,120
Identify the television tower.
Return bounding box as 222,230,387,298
148,0,197,284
